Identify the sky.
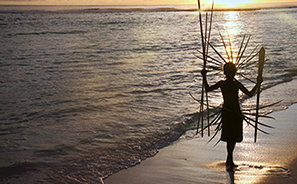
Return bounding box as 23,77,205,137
0,0,297,8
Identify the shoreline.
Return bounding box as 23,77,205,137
104,103,297,184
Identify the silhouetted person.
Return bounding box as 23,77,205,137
201,62,262,171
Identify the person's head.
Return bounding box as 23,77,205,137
223,62,237,79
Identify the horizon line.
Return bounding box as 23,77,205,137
1,3,297,12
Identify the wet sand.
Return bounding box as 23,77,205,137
104,104,297,184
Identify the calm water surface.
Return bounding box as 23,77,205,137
0,6,297,183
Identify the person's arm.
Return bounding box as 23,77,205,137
201,69,220,92
236,77,263,97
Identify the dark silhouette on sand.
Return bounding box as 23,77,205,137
202,62,262,171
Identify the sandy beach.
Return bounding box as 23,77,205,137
105,104,297,184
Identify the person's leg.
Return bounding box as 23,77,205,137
226,141,236,168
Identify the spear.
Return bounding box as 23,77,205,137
196,0,206,136
205,0,214,137
254,47,265,142
196,0,214,136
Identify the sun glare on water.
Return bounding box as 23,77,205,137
205,0,253,9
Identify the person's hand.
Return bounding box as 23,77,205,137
201,69,207,77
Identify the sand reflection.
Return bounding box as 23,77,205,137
206,161,290,184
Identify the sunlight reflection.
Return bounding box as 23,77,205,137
232,161,290,184
217,11,243,63
223,11,240,40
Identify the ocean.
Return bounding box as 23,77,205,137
0,5,297,183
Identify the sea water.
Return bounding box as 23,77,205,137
0,6,297,183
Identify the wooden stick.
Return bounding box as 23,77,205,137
237,35,251,65
205,13,208,50
227,32,234,62
255,47,265,142
204,12,209,137
196,0,206,136
206,0,214,55
196,0,214,136
219,31,231,62
236,34,246,65
209,43,228,63
206,0,214,137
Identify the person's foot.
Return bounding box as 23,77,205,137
232,162,238,167
226,163,234,172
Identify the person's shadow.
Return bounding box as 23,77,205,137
227,170,235,184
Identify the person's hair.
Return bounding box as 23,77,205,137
223,62,237,74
